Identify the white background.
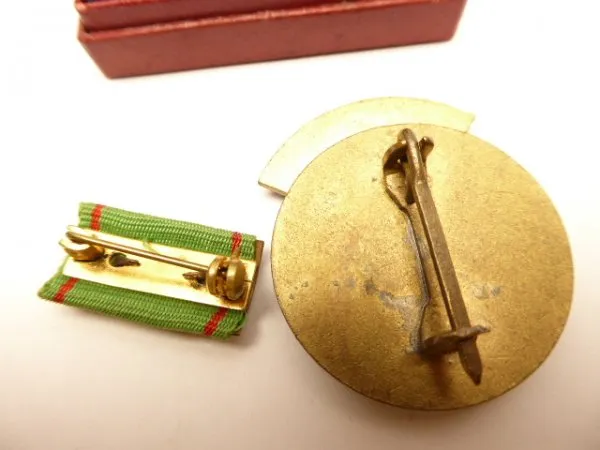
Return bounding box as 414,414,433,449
1,0,600,449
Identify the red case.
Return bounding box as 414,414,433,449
77,0,337,31
77,0,468,79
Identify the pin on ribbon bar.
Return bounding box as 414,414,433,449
61,226,248,302
38,203,263,338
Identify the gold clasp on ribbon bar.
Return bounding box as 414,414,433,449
59,226,262,311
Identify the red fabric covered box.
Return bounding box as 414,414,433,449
76,0,468,78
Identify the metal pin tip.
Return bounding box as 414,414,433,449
460,351,483,386
467,368,482,385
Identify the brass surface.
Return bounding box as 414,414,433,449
62,228,262,311
271,124,573,410
259,97,475,196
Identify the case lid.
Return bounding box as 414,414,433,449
77,0,341,31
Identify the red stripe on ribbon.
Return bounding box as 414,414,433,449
54,278,79,303
203,308,228,337
91,204,105,230
202,232,243,336
232,232,243,254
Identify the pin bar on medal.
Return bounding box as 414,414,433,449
384,128,488,385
